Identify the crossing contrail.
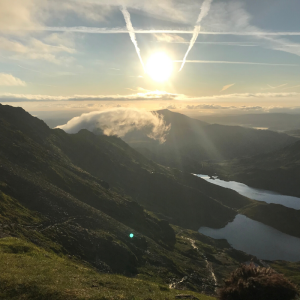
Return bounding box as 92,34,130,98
179,0,213,71
120,6,145,71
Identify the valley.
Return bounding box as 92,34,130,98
1,104,300,299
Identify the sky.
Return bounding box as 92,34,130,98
1,0,300,122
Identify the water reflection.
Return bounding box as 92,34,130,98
199,215,300,262
196,175,300,210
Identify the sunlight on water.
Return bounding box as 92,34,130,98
196,174,300,210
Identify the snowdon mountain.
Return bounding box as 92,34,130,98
123,110,297,173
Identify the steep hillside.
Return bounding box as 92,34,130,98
124,110,297,173
216,140,300,197
0,104,263,298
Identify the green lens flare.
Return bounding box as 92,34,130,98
129,233,134,238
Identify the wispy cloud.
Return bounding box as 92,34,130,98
0,74,26,86
201,2,300,58
262,84,288,90
173,60,299,67
180,0,213,71
0,35,76,65
158,41,257,47
221,83,235,92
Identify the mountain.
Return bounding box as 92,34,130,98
216,140,300,198
124,110,297,173
197,113,300,131
0,104,266,298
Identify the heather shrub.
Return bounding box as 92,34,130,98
218,263,298,300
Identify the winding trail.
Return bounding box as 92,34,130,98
169,236,218,291
184,237,218,290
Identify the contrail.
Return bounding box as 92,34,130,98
29,27,300,36
179,0,213,71
120,6,145,71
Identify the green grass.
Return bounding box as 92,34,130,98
0,190,42,225
270,261,300,287
0,238,215,300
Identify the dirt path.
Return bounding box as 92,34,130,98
184,237,218,289
169,236,218,291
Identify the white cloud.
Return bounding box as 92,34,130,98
221,83,235,92
0,74,26,86
201,1,300,57
0,36,76,64
0,0,42,33
173,60,299,67
57,108,171,143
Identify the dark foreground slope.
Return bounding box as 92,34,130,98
0,104,264,298
124,110,297,173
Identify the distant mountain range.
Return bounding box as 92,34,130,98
124,110,297,173
197,113,300,131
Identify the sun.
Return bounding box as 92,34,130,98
146,52,173,82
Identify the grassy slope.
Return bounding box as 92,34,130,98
0,238,214,300
0,190,261,298
270,261,300,287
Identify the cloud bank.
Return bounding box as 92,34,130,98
56,108,171,143
0,90,178,102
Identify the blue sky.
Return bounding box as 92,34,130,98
1,0,300,118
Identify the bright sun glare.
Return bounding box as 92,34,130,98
146,53,173,82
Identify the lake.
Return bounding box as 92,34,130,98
197,175,300,261
199,214,300,262
196,175,300,210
